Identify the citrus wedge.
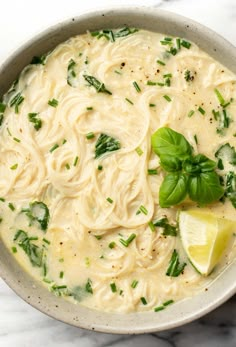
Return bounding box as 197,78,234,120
179,210,235,275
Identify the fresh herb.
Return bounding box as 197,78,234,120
194,134,198,144
65,163,70,170
149,103,156,108
181,40,191,49
163,299,174,306
67,59,77,87
14,230,43,267
94,235,102,240
131,280,139,289
133,81,141,92
141,297,147,305
62,139,67,145
51,284,69,297
31,53,49,65
109,241,116,249
59,271,64,279
0,102,6,126
198,106,205,115
12,246,17,253
148,221,155,232
215,143,236,167
48,99,58,107
8,203,15,211
85,278,93,294
154,306,165,312
214,88,228,107
110,282,117,293
97,165,103,171
151,127,224,207
86,132,95,140
13,137,20,143
83,75,112,95
86,107,93,111
213,108,231,135
28,113,42,131
166,249,186,277
114,70,122,75
225,171,236,208
188,110,195,118
135,147,143,156
153,217,177,236
9,93,24,113
22,201,50,231
147,81,157,86
106,197,113,204
49,144,59,152
91,27,138,42
119,233,136,247
125,98,134,105
73,156,79,166
184,70,194,82
43,238,50,245
163,95,171,102
0,197,5,202
70,282,93,301
138,205,148,215
10,163,18,170
148,168,158,175
157,60,166,66
95,133,120,159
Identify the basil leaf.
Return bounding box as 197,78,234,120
159,173,189,208
183,154,216,174
189,171,224,205
160,155,182,172
151,127,192,159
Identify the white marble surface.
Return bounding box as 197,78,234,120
0,0,236,346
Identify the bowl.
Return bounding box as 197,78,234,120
0,7,236,334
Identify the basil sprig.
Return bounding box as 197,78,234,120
151,127,224,207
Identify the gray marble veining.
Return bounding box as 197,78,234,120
0,0,236,346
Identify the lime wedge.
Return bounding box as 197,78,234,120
179,210,235,275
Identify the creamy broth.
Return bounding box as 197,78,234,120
0,29,235,313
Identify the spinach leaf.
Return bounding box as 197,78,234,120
160,155,182,172
225,171,236,208
166,249,186,277
22,201,50,231
14,230,43,267
95,133,120,159
151,127,192,160
188,171,224,205
83,75,112,95
159,173,188,208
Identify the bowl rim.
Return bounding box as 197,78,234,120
0,6,236,334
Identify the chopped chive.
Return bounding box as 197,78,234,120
59,258,64,263
164,37,172,42
181,40,191,49
149,103,156,107
86,132,95,140
176,38,181,50
163,73,172,78
85,257,90,267
135,147,143,156
114,70,122,75
148,221,155,232
53,285,67,290
10,93,24,114
43,238,50,245
148,168,158,175
194,134,198,144
139,205,148,215
110,282,117,293
49,144,59,152
65,163,70,170
59,271,64,279
163,299,174,306
73,156,79,166
13,137,20,143
94,235,102,240
157,83,165,87
7,128,12,136
48,98,58,107
43,278,52,284
188,110,195,118
125,98,134,105
133,81,141,92
86,107,93,111
10,163,18,170
8,203,15,211
62,139,67,145
0,198,5,202
154,305,165,312
198,106,205,115
119,233,136,247
12,246,17,253
147,81,157,86
214,88,226,106
109,241,116,249
106,197,113,204
97,165,103,171
119,290,123,295
141,297,147,305
157,60,166,66
0,217,3,223
163,95,172,102
131,280,139,289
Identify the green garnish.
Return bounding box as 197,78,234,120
148,169,158,175
131,280,139,289
67,59,77,87
213,108,231,135
114,70,122,75
94,235,102,240
135,147,143,156
28,113,42,131
22,201,50,231
194,134,198,144
59,271,64,279
86,107,93,111
13,137,20,143
163,299,174,306
62,139,67,145
14,230,43,267
0,197,5,202
109,241,116,249
83,75,112,95
8,203,15,211
225,171,236,208
215,143,236,167
49,144,59,152
149,103,156,108
148,221,155,232
166,249,186,277
86,132,95,140
153,217,177,236
65,163,70,170
119,233,136,247
12,246,17,253
85,278,93,294
198,106,205,115
133,81,141,92
91,27,138,42
95,133,120,159
157,60,166,66
147,81,157,86
188,110,195,118
48,98,58,107
110,282,117,293
154,306,165,312
139,205,148,215
125,98,134,105
163,95,171,102
43,238,50,245
0,102,6,126
140,297,147,305
106,197,113,204
73,156,79,166
181,40,191,49
97,165,103,171
9,93,24,113
31,52,49,65
10,163,18,170
184,70,194,82
214,88,226,106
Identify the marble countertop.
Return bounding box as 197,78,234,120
0,0,236,346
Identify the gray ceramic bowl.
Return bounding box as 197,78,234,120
0,7,236,334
